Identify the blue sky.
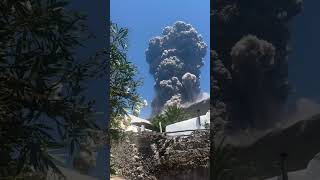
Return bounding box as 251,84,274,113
288,0,320,104
111,0,210,118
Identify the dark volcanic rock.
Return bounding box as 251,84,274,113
182,98,210,115
232,115,320,179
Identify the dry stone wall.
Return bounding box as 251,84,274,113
111,130,209,180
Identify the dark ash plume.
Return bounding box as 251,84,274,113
212,0,303,130
146,21,207,115
231,35,280,128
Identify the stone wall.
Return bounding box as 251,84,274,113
111,130,209,180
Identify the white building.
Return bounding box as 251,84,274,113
165,111,210,136
124,115,152,132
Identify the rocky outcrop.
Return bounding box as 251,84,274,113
111,130,209,180
182,97,210,118
230,115,320,179
266,152,320,180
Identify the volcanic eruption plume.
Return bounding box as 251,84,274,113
146,21,207,115
212,0,303,130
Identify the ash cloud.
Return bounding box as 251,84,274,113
230,35,281,128
276,98,320,129
212,0,303,131
146,21,207,115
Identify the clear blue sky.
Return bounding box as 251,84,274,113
111,0,210,118
288,0,320,104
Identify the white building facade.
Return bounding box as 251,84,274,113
165,111,210,136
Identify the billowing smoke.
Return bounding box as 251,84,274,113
230,35,282,128
212,0,303,131
276,98,320,129
146,21,207,115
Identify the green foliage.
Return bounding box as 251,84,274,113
109,22,142,129
204,122,210,129
151,105,187,132
150,114,165,132
0,0,105,178
109,22,143,175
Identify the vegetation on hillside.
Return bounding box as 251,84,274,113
151,105,188,132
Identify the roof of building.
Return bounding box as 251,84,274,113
128,114,151,125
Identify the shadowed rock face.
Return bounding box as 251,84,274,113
230,115,320,179
182,97,210,118
111,131,209,180
266,152,320,180
158,167,209,180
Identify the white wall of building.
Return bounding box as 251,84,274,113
165,111,210,136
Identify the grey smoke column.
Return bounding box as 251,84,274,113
212,0,303,130
231,35,279,128
146,21,207,115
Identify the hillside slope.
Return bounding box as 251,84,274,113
232,114,320,178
